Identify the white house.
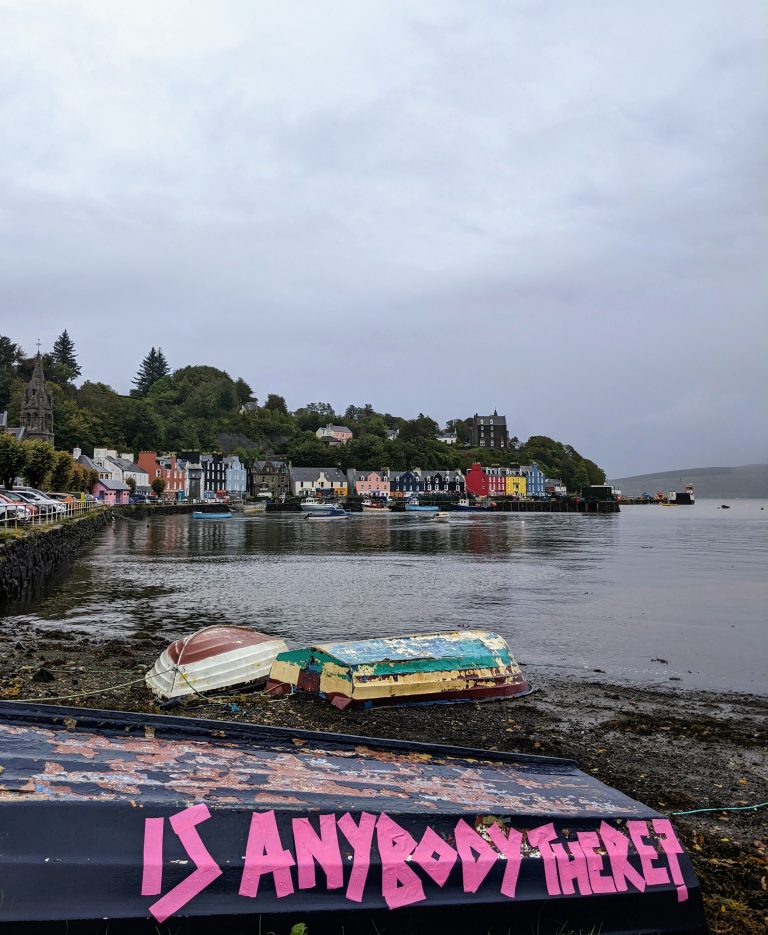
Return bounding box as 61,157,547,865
289,467,348,497
92,448,150,492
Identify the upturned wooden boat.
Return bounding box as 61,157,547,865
145,626,288,699
0,701,705,933
192,510,232,519
266,630,531,709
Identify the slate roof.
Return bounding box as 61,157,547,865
250,460,288,471
474,411,507,425
106,455,145,474
95,478,130,491
290,467,346,483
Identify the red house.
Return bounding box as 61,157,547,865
465,462,506,498
137,451,186,497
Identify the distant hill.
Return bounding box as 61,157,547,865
608,464,768,498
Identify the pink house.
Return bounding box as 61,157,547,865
315,423,353,446
92,478,131,504
351,470,390,498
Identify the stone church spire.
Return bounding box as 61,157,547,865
21,351,54,445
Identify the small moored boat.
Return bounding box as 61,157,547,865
300,495,333,512
242,502,266,514
431,510,450,521
304,505,350,520
361,499,387,512
447,497,494,512
267,630,531,709
192,510,232,519
404,497,438,513
145,626,288,699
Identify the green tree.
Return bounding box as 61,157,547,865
124,475,136,495
234,378,254,405
0,335,24,410
151,477,166,497
50,451,74,491
23,440,57,488
264,393,288,413
50,330,81,383
572,462,590,492
398,414,438,443
132,348,170,396
0,433,29,487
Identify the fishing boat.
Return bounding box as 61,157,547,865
304,505,350,520
361,499,387,513
145,626,288,700
192,510,232,519
0,701,705,932
267,630,532,709
404,497,439,513
300,495,333,512
447,497,494,512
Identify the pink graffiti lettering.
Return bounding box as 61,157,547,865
628,821,670,888
141,817,164,896
527,823,562,896
454,819,498,894
337,812,377,903
486,823,523,898
599,821,646,894
146,804,223,924
576,831,616,894
292,814,343,891
376,814,426,909
240,810,295,899
551,839,592,896
652,818,688,902
412,826,458,887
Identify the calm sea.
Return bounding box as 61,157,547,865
3,500,766,695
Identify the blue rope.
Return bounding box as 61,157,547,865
670,801,767,816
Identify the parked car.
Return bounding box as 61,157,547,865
0,501,30,525
0,490,43,518
13,487,67,516
46,492,77,505
129,494,148,504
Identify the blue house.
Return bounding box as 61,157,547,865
389,470,423,496
520,463,546,498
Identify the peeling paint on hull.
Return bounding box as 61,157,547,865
266,630,532,708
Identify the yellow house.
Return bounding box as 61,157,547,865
505,474,526,498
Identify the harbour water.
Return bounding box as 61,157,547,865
3,499,766,695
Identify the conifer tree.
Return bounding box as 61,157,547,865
50,330,81,383
132,347,170,395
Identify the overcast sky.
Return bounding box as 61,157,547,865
1,1,766,475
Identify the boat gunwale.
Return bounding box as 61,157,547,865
0,700,577,769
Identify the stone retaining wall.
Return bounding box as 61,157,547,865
0,512,112,605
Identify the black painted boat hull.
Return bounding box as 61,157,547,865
0,703,706,933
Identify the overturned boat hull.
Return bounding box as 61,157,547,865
267,630,531,709
145,626,287,700
0,702,705,933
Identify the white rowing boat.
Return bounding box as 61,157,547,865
145,626,288,700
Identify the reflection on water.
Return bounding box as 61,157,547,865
3,501,766,694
